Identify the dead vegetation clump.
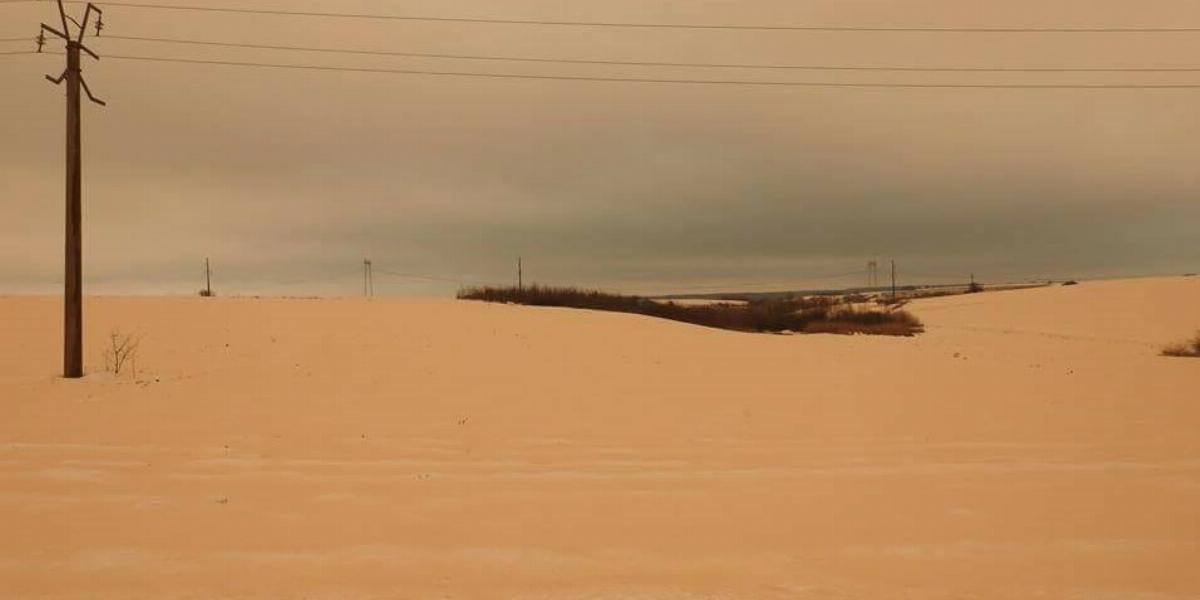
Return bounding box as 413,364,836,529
103,330,141,376
801,305,925,336
1162,332,1200,358
874,295,911,307
458,285,923,336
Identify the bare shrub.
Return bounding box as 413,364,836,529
458,285,922,336
1162,332,1200,358
103,331,141,376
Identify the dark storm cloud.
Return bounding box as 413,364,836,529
2,0,1199,294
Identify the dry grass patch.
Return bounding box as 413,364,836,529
802,305,925,336
1162,332,1200,358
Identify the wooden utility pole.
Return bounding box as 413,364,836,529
890,260,897,300
363,259,373,297
205,258,212,296
39,1,104,378
518,257,523,291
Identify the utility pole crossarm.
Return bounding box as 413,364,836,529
39,23,68,42
77,42,100,60
77,3,103,42
80,77,106,106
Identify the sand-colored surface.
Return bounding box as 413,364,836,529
1,277,1198,599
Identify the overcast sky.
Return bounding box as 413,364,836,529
2,0,1199,296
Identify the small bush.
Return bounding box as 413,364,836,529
458,285,922,336
103,331,141,376
1162,332,1200,358
1062,280,1079,286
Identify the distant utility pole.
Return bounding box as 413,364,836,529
517,257,523,291
891,260,897,300
363,259,373,297
38,1,105,379
204,258,212,297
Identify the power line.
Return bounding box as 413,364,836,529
642,269,870,292
73,53,1200,89
30,1,1200,33
97,34,1200,73
900,270,977,281
372,267,468,285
